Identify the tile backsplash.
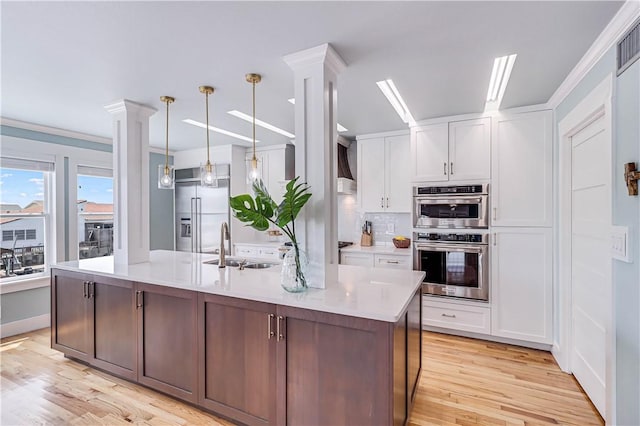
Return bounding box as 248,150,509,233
337,194,411,245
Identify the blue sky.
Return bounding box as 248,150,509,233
0,168,113,208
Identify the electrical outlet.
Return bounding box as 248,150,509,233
386,223,395,234
611,226,630,262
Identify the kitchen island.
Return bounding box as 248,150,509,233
51,250,424,426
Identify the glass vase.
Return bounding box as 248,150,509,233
281,245,308,293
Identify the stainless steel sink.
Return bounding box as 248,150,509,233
203,259,243,267
243,262,278,269
203,259,277,269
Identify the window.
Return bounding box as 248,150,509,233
0,158,53,280
77,166,113,259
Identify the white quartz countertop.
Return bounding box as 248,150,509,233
340,244,412,256
53,250,424,323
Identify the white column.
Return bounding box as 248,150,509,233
284,43,346,289
104,100,156,265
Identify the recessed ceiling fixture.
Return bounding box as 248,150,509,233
182,119,257,144
485,54,517,110
376,79,415,125
158,95,175,189
227,110,295,138
287,98,348,132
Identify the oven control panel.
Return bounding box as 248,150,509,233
415,232,487,244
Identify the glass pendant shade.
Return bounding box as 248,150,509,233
200,161,218,187
246,157,261,185
158,164,175,189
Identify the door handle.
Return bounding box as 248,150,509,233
450,162,454,175
135,291,143,309
443,162,447,175
276,315,285,342
190,198,196,253
267,314,275,340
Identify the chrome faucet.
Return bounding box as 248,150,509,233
219,222,230,268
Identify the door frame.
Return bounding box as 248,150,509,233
556,74,614,423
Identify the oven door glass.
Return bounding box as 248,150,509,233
419,248,480,288
417,198,480,220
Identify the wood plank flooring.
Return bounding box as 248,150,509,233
1,328,602,425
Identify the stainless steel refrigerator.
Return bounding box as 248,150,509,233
174,165,230,254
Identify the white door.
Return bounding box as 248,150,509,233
385,135,411,213
411,123,448,182
358,138,386,212
570,113,611,417
448,117,491,182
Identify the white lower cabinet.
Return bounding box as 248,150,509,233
490,227,553,344
340,251,411,270
233,243,281,260
422,298,491,334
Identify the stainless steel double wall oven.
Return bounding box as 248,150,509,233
413,184,489,301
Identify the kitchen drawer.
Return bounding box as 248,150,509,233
258,247,280,260
340,252,374,267
423,299,490,334
373,254,411,270
234,245,258,257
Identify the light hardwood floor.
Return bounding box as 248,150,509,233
1,329,602,425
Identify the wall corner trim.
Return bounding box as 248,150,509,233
547,1,640,109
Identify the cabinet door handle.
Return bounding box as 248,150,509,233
135,291,143,309
386,197,389,208
450,162,454,175
83,281,88,298
443,162,447,175
276,315,285,342
267,313,275,340
441,313,456,318
380,197,384,208
493,207,497,221
88,282,95,299
386,260,400,264
493,233,497,247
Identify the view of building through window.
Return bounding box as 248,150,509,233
77,170,113,259
0,167,48,279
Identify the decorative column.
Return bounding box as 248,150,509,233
104,100,156,265
284,43,346,289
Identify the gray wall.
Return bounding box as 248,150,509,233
0,125,174,325
556,48,640,425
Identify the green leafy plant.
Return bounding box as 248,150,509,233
230,177,311,289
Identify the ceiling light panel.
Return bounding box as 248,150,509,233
485,54,517,109
227,110,295,138
376,79,415,125
183,119,257,143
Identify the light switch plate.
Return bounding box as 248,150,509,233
611,226,630,262
386,223,395,234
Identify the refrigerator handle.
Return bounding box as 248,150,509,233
191,197,196,253
197,197,202,253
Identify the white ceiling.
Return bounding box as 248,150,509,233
1,1,623,151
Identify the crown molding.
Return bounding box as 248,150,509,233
104,99,157,117
0,117,173,155
283,43,347,75
547,0,640,109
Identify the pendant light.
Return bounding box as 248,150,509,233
199,85,217,187
246,73,262,184
158,95,175,189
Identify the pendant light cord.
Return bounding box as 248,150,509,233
165,99,169,170
205,91,211,165
252,80,256,162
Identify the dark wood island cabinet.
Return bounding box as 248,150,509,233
51,266,422,426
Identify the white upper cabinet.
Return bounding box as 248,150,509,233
411,117,490,182
491,110,552,227
358,134,410,213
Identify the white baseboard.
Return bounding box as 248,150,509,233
1,314,50,338
423,325,553,352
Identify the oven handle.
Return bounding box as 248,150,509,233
415,196,484,205
414,243,486,253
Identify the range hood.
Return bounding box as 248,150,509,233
337,137,356,195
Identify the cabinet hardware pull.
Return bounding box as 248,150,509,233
386,260,400,264
493,234,497,246
386,197,389,208
380,197,384,208
135,291,143,308
441,313,456,318
88,282,94,299
276,315,285,342
267,313,275,340
450,162,454,175
493,207,497,221
83,281,88,298
443,162,447,175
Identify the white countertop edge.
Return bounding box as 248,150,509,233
52,250,425,323
339,244,412,256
